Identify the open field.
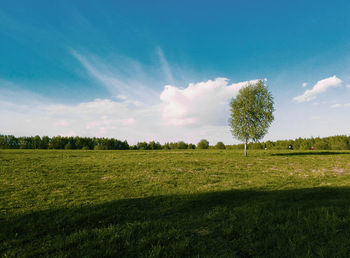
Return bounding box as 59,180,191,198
1,149,350,257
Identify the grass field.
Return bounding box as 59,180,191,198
1,149,350,257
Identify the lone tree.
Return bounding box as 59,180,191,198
229,80,274,156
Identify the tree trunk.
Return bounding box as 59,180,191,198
244,140,247,157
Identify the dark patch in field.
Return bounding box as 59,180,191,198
2,187,350,257
271,151,350,156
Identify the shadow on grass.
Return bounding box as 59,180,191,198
2,187,350,257
271,151,350,156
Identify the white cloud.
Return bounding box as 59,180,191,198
1,77,264,144
302,82,308,87
0,96,143,139
346,84,350,89
293,75,342,103
160,78,260,126
330,103,350,108
0,95,237,144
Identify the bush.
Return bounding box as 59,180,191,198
94,145,107,150
177,141,188,149
197,139,209,149
64,143,74,150
149,141,162,150
188,143,196,149
215,141,226,149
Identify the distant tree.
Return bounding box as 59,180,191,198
129,145,138,150
122,140,129,150
169,142,177,149
137,142,149,150
94,144,107,150
215,141,226,149
0,135,5,149
149,141,162,150
314,137,329,150
19,137,33,149
33,135,41,149
300,140,312,150
8,135,19,149
40,136,50,149
249,142,264,149
162,143,170,150
229,80,274,156
64,143,74,149
197,139,209,149
188,143,196,149
177,141,188,149
49,136,64,149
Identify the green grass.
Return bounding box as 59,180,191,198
1,149,350,257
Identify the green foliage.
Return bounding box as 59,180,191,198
188,143,196,149
329,135,349,150
1,135,350,151
1,149,350,256
228,135,350,151
33,135,41,149
197,139,209,149
162,141,195,150
229,80,274,155
149,141,162,150
137,142,150,150
215,141,226,149
0,135,129,150
64,143,74,150
94,145,108,150
177,141,188,149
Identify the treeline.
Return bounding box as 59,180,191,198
228,135,350,150
0,135,210,150
0,135,129,150
1,135,349,150
134,141,196,150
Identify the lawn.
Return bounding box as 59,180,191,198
1,149,350,257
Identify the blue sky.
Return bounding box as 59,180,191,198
1,0,350,144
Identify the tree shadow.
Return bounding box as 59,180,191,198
2,187,350,257
271,151,350,156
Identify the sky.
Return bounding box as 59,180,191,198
1,0,350,144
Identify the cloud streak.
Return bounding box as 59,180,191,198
71,49,159,103
157,47,175,85
330,102,350,108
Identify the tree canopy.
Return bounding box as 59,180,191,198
229,80,274,156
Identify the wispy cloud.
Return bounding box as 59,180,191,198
70,49,159,103
302,82,308,87
156,47,175,85
293,75,342,103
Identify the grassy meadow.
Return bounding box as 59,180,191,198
1,149,350,257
